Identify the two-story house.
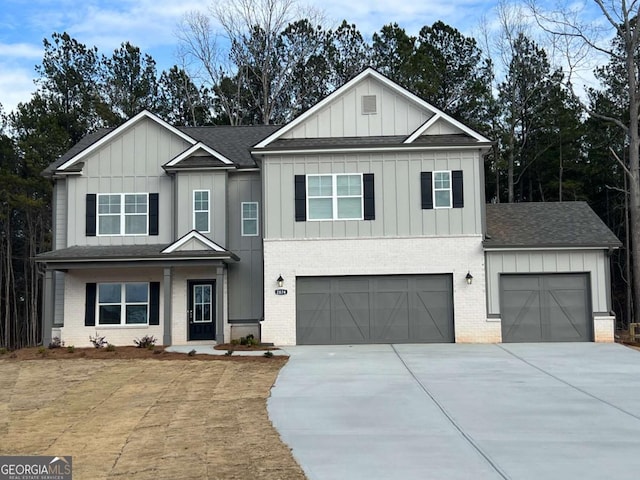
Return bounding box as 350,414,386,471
37,68,621,347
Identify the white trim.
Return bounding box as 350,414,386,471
306,173,364,221
252,144,492,156
193,189,210,233
165,142,234,167
484,246,615,252
404,114,441,143
97,282,149,326
96,193,149,236
162,230,225,253
241,201,259,236
56,111,197,172
433,171,452,209
253,68,490,149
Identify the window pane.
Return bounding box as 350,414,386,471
243,219,257,235
99,215,120,234
308,198,332,219
242,202,257,218
435,172,450,189
99,284,121,303
195,211,209,231
126,283,148,303
125,194,147,213
337,175,361,196
99,305,121,324
337,198,362,219
98,195,120,214
125,215,147,234
126,305,148,324
435,190,451,207
195,304,203,321
308,176,332,196
194,191,209,210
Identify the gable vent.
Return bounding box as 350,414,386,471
361,95,377,115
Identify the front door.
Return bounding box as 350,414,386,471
187,280,216,341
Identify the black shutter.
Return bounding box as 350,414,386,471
363,173,375,220
86,194,96,236
149,193,159,235
85,283,96,326
149,282,160,325
452,170,464,208
421,172,433,209
294,175,306,221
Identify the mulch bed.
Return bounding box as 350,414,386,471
0,346,285,362
214,343,279,351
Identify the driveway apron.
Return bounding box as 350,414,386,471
268,343,640,480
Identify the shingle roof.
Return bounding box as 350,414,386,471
42,123,281,176
36,244,239,262
484,202,621,249
264,134,483,150
179,125,280,168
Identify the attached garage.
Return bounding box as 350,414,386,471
296,275,454,345
500,274,592,342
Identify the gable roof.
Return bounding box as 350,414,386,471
42,118,281,177
164,142,235,170
161,230,227,254
484,202,621,249
54,111,197,174
253,67,491,150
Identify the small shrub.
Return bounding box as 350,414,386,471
67,345,75,354
37,347,47,356
239,336,248,346
48,337,64,349
247,337,260,347
230,339,240,346
224,350,233,356
263,351,274,358
134,335,157,349
106,343,116,352
0,347,8,355
89,333,107,349
188,349,197,357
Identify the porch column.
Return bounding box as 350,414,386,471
163,267,172,346
216,266,224,343
42,269,54,346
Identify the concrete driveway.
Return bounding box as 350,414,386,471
268,343,640,480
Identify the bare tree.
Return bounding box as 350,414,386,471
177,0,326,125
529,0,640,323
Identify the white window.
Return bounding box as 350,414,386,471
97,283,148,325
307,174,363,220
433,171,452,208
241,202,259,236
98,193,148,235
193,190,210,232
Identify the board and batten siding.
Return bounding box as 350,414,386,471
227,172,263,322
282,78,432,138
262,150,485,239
175,172,227,246
485,250,611,315
64,117,190,246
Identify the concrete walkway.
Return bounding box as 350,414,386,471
165,344,288,356
268,343,640,480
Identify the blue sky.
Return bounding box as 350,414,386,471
0,0,603,115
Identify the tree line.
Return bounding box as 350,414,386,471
0,1,635,348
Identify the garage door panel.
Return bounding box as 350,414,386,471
297,293,332,344
334,292,370,343
372,292,410,342
501,274,592,343
297,275,454,345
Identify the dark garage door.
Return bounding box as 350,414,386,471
500,274,592,342
296,275,454,345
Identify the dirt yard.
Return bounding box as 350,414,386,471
0,352,306,480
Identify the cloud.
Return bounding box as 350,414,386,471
0,66,36,114
0,42,43,59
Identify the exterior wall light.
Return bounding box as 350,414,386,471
465,272,473,285
277,275,284,288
